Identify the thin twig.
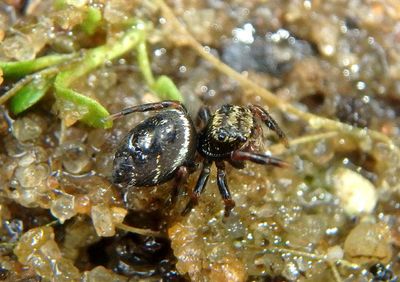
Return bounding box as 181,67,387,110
265,246,325,261
287,131,339,147
59,119,67,145
269,131,339,155
264,246,360,270
157,0,400,159
115,222,167,238
328,261,344,282
45,220,59,227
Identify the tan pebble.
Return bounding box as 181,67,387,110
344,222,393,264
209,257,246,282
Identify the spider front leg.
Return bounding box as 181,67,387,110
196,106,211,128
231,150,289,168
249,105,289,147
107,100,186,120
216,161,235,217
182,159,212,215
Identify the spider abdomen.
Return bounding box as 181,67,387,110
112,109,197,187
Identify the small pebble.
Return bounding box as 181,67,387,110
50,193,77,223
332,167,377,216
1,34,35,60
14,163,49,188
14,226,81,281
61,143,92,174
82,266,127,282
326,245,344,262
91,204,115,237
12,116,43,142
344,222,393,264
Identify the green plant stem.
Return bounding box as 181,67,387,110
136,29,184,101
0,53,77,79
137,40,155,86
0,66,61,105
54,25,145,128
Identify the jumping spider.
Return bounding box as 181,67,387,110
109,101,288,216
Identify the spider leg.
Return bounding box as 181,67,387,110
166,166,190,208
182,159,212,215
249,105,289,147
231,150,289,168
107,100,186,120
228,159,246,169
196,106,211,128
216,161,235,217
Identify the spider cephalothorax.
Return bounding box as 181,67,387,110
184,103,288,216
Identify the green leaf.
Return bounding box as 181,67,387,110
54,25,145,128
9,76,54,114
151,75,184,102
53,82,112,128
81,6,102,35
0,53,77,79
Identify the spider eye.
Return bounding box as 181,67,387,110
237,135,247,142
217,130,227,141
